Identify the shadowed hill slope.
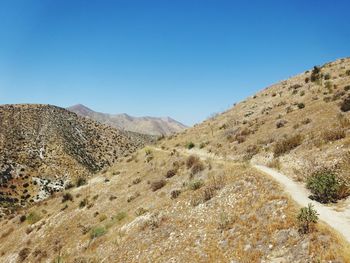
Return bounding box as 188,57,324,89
0,104,153,215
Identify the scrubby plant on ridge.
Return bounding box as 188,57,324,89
273,134,303,157
306,169,348,203
297,203,318,234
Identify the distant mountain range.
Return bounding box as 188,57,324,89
67,104,187,136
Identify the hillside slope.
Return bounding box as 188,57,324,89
1,58,350,262
67,104,187,136
165,57,350,184
0,104,153,216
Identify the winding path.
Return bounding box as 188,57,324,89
154,147,350,244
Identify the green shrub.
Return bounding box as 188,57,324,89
346,70,350,76
90,226,107,239
79,198,88,208
145,148,152,155
297,103,305,109
188,180,204,190
26,211,42,225
297,203,318,234
76,177,87,187
135,207,148,217
306,170,340,203
186,142,195,149
273,135,303,157
113,212,127,221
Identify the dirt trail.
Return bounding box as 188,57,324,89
154,147,350,244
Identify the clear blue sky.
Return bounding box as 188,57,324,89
1,0,349,125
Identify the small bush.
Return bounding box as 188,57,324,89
322,128,346,142
346,70,350,76
99,214,107,222
145,148,152,155
345,85,350,91
244,145,260,160
170,189,181,199
132,178,141,185
276,119,287,128
306,170,342,203
273,135,303,157
18,248,31,262
165,169,177,178
90,226,107,239
310,66,322,82
297,203,318,234
297,103,305,109
62,192,73,203
19,215,26,223
151,180,166,191
26,211,42,225
76,177,87,187
186,155,200,169
324,73,331,80
191,162,204,175
135,207,148,216
188,180,204,190
267,158,281,170
79,198,88,208
186,142,195,149
114,212,127,221
340,97,350,112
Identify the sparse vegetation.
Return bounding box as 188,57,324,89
186,155,200,169
150,180,166,191
188,179,204,190
79,198,88,208
297,203,318,234
186,142,195,149
310,66,322,82
26,211,42,224
90,226,107,239
165,169,177,178
18,248,31,262
132,177,141,185
76,177,87,187
273,135,303,157
135,207,148,216
62,192,73,203
340,96,350,112
297,102,305,109
170,189,181,199
322,128,346,142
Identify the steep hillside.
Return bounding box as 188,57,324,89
67,104,187,136
1,58,350,262
0,104,153,216
165,57,350,184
